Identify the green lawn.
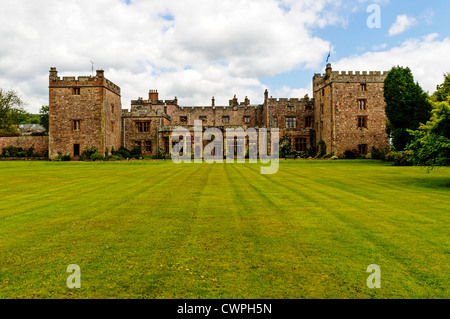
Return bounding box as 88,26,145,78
0,160,448,299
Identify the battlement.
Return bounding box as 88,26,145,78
313,64,388,85
49,68,120,95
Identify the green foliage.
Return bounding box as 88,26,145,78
407,100,450,169
156,148,167,159
385,151,413,166
279,135,294,157
130,146,142,159
317,140,327,158
80,146,99,161
90,152,105,161
53,152,71,161
112,146,131,159
343,149,361,159
384,66,432,150
370,147,386,160
431,73,450,102
0,88,30,131
39,105,49,132
0,146,40,158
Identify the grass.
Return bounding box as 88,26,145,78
0,159,449,299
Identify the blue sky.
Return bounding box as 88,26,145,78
264,0,450,93
0,0,449,112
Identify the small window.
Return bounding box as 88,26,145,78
180,116,188,123
274,117,278,128
358,116,367,128
136,121,150,133
305,116,313,128
360,84,367,92
322,88,325,96
321,103,324,114
111,104,115,113
287,105,295,111
286,117,296,128
73,88,81,95
73,120,81,131
145,140,152,152
199,116,207,123
111,122,115,133
244,116,250,123
295,138,307,152
134,140,142,148
358,99,367,110
222,116,230,124
305,104,312,111
358,144,368,155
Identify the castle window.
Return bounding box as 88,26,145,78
321,103,324,114
305,104,312,111
136,121,150,133
73,88,81,95
111,121,115,133
111,104,115,113
244,116,250,123
287,105,295,111
199,116,207,123
274,117,278,128
295,138,307,152
322,88,325,96
286,117,296,128
134,140,142,149
358,116,367,129
358,144,368,155
358,99,367,110
305,116,313,128
73,120,81,131
222,116,230,124
145,140,152,153
180,116,188,123
360,84,367,92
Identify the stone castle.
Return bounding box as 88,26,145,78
47,64,390,159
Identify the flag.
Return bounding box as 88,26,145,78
326,52,331,63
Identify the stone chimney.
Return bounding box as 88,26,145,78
149,89,159,101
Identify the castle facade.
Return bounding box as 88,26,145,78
48,64,390,159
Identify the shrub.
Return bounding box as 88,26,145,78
385,151,413,166
371,147,386,160
317,140,327,158
90,152,105,161
343,149,360,159
113,146,131,159
54,152,71,161
80,146,98,161
156,148,167,159
130,146,142,159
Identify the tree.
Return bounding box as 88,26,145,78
383,66,432,150
431,73,450,103
279,135,293,157
407,100,450,169
0,88,29,133
39,105,49,132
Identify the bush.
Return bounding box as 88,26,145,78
53,152,71,161
317,140,327,158
113,146,131,159
385,151,413,166
130,146,142,159
343,149,361,159
80,146,99,161
156,148,167,159
90,152,105,161
371,147,386,160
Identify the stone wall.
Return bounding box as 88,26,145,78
0,136,49,156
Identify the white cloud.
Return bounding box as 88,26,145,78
0,0,349,113
333,33,450,94
389,14,417,36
